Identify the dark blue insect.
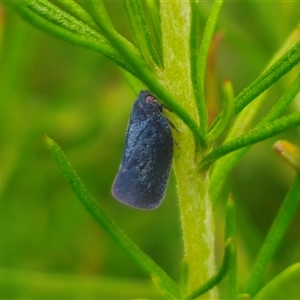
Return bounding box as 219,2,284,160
111,90,173,210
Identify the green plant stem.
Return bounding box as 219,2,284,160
78,0,145,71
245,170,300,297
45,136,181,299
161,3,216,298
185,238,235,300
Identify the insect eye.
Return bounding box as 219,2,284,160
145,95,156,104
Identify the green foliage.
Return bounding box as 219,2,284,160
1,0,300,299
45,136,180,298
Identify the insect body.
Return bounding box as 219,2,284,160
111,90,173,210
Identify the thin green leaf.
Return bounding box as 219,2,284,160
190,0,223,138
123,0,162,68
234,38,300,114
145,0,163,64
201,111,300,170
210,70,300,146
185,238,235,300
225,197,236,239
245,171,300,297
206,78,235,142
190,0,206,141
253,263,300,300
55,0,99,31
88,0,149,71
209,27,300,204
210,71,300,205
198,0,224,92
262,72,300,123
152,276,179,300
45,136,181,299
25,0,100,39
4,0,132,73
75,0,115,30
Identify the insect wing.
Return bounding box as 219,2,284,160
112,112,173,210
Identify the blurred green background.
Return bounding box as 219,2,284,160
0,2,300,298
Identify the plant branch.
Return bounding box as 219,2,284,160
201,111,300,170
45,136,181,299
3,0,133,74
210,71,300,205
261,72,300,123
161,3,215,296
185,238,235,300
55,0,99,31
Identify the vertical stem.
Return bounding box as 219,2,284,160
160,3,216,298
